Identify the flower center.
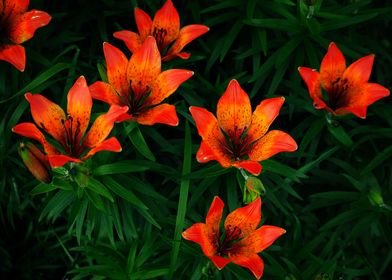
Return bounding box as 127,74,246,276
323,77,350,111
152,27,168,52
123,80,152,116
61,116,83,157
219,127,253,161
218,225,242,256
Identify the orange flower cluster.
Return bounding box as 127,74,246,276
8,0,390,279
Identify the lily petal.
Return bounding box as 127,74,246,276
135,7,152,40
246,97,285,142
209,255,231,270
113,30,142,53
224,198,261,238
83,105,128,147
248,130,297,162
338,83,390,119
127,36,161,101
25,93,66,145
196,141,217,163
8,10,51,44
229,253,264,280
182,223,217,258
47,154,81,168
2,0,29,20
103,42,129,98
232,161,262,176
190,106,231,167
234,225,286,254
217,80,252,141
298,67,327,110
343,54,374,85
206,196,224,239
134,103,178,126
319,42,346,92
152,0,180,50
0,44,26,71
164,24,209,61
147,69,194,106
89,81,122,105
83,137,122,159
12,122,58,155
67,76,92,144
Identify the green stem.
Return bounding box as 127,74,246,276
168,121,192,278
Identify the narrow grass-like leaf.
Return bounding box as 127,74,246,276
169,121,192,278
94,161,149,176
103,176,148,210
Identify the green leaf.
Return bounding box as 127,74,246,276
85,189,106,211
94,161,149,176
361,145,392,175
39,190,74,222
87,178,114,203
31,182,58,196
169,121,192,278
0,63,72,104
327,122,354,147
103,176,148,210
126,124,156,161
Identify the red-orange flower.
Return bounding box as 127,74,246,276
0,0,51,71
89,37,193,126
114,0,209,61
12,76,128,168
298,42,390,118
190,80,297,176
182,196,285,279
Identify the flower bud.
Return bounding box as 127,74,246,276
368,187,384,207
243,176,266,204
18,142,51,184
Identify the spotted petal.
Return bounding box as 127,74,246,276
224,197,261,239
103,42,129,98
25,93,66,145
127,36,161,101
246,97,285,142
152,0,180,50
217,79,252,142
67,76,92,144
248,130,297,162
190,106,231,168
83,105,128,148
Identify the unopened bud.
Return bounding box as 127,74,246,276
368,188,384,207
243,176,266,204
18,142,51,184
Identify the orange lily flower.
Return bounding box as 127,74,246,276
182,196,285,279
89,37,193,126
12,76,128,168
190,80,297,176
113,0,209,61
298,42,390,118
0,0,51,71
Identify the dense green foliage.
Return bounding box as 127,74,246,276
1,0,391,279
